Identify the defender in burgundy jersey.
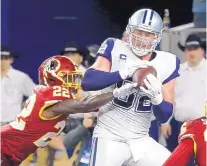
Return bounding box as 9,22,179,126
1,56,138,166
163,117,206,166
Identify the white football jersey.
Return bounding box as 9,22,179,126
93,38,180,140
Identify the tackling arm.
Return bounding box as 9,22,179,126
48,83,137,114
49,92,114,114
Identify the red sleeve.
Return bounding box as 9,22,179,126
163,138,194,166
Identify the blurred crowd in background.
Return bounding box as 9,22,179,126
1,0,206,165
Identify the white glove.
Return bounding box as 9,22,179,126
113,83,138,98
140,74,163,105
119,60,151,80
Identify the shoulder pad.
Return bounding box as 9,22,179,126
97,38,116,62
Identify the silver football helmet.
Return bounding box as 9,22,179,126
126,9,164,56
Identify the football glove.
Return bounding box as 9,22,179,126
113,83,138,98
119,60,151,80
140,74,163,105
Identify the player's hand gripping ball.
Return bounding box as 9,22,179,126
132,66,157,88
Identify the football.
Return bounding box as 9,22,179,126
132,66,157,88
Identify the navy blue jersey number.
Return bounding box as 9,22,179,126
112,80,152,113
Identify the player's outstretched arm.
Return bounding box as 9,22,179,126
163,139,194,166
54,92,114,114
49,83,137,114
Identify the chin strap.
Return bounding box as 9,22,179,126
131,48,149,57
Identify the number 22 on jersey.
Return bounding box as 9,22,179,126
53,86,70,98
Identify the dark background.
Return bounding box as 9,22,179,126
99,0,192,29
1,0,193,83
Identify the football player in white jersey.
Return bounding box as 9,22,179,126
82,9,180,166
